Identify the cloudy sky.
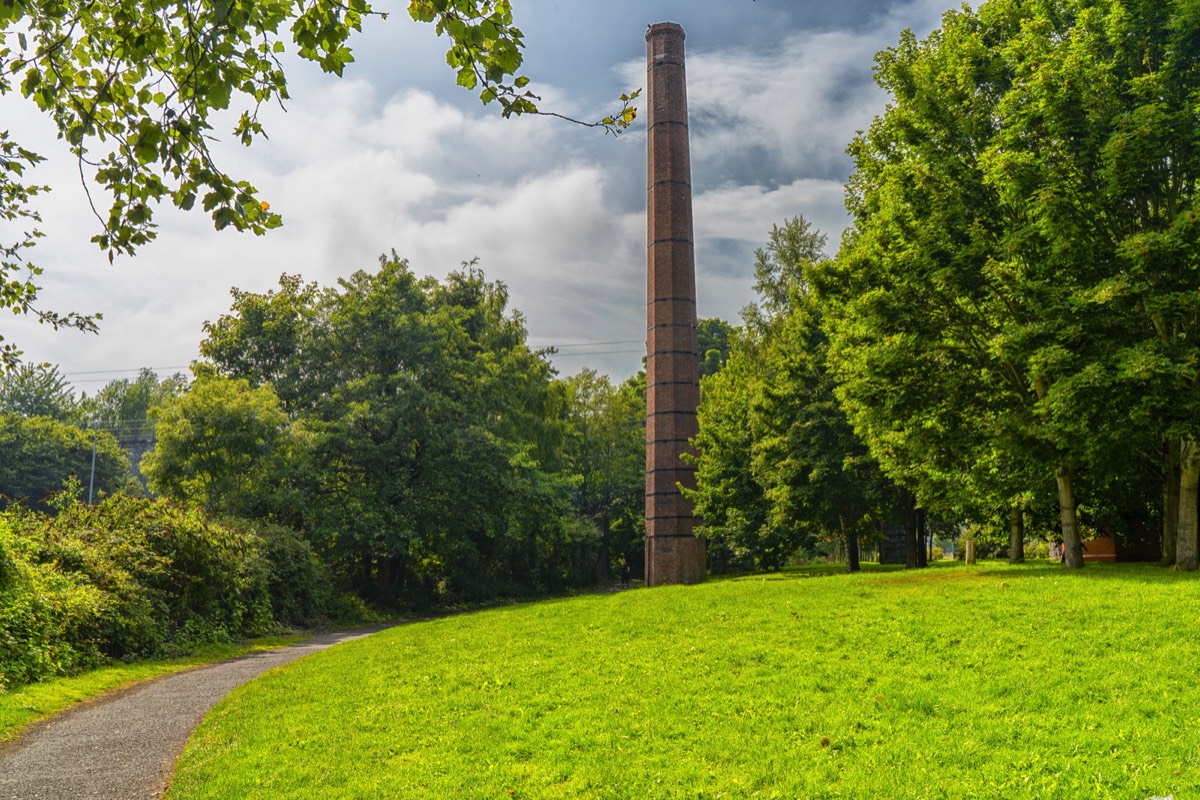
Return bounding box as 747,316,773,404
5,0,956,390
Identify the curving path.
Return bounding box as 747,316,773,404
0,625,393,800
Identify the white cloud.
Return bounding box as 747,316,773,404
4,0,953,384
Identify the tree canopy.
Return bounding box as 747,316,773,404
145,256,620,606
816,0,1200,568
0,362,78,422
689,218,900,572
0,412,129,509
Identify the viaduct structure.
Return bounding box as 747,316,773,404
644,22,705,586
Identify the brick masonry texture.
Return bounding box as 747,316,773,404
644,22,705,586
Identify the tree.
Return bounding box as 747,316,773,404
78,369,189,487
562,368,644,579
0,412,129,509
690,218,898,572
80,368,189,435
742,217,828,335
823,0,1200,571
141,376,292,517
689,341,772,569
824,3,1155,569
0,363,79,422
0,0,638,367
975,0,1200,569
195,256,596,606
697,317,736,379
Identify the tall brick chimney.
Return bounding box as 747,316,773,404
644,22,705,587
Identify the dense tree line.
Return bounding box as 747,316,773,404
824,0,1200,570
0,257,648,688
688,219,903,572
0,365,187,508
693,0,1200,572
0,258,647,617
139,256,645,607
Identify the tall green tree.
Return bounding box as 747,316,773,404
0,363,79,422
690,218,897,572
195,256,593,606
141,376,292,517
562,368,644,579
822,2,1180,569
976,0,1200,569
689,342,771,570
0,413,129,509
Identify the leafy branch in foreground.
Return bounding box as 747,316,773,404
0,0,638,366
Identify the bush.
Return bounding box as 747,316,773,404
251,522,333,628
0,495,276,689
1024,540,1051,560
0,520,110,689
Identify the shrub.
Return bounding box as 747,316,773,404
1024,540,1051,560
251,522,333,628
0,520,110,690
0,495,276,688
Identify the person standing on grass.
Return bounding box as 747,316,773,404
620,559,631,589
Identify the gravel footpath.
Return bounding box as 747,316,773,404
0,625,393,800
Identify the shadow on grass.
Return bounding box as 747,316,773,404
712,559,1198,587
965,559,1197,585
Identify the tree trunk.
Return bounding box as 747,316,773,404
594,512,611,582
904,494,920,569
1177,440,1200,571
965,539,976,565
915,507,928,568
376,555,394,597
1162,438,1181,566
1009,506,1025,564
1056,463,1085,569
844,520,864,575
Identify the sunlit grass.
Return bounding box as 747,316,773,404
0,633,308,742
169,563,1200,799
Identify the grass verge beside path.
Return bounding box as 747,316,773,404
168,562,1200,799
0,633,308,742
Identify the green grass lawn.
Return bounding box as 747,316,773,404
167,562,1200,799
0,633,308,742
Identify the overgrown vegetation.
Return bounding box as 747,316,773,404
0,259,653,693
143,257,644,608
0,492,337,690
167,563,1200,799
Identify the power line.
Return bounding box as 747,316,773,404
549,349,643,357
533,339,642,349
62,366,191,378
58,340,646,379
